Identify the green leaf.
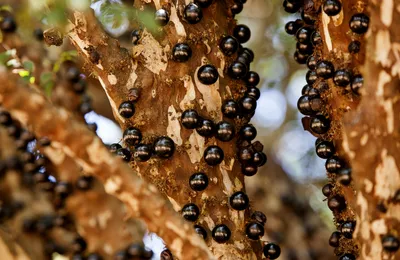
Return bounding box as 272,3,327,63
0,51,11,65
53,50,78,72
23,61,35,73
40,72,55,97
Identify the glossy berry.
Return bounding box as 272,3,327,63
382,235,400,253
338,167,352,186
1,16,17,32
233,24,251,43
316,141,335,159
283,0,300,13
350,13,370,34
55,182,72,199
323,0,342,16
348,40,361,54
310,115,330,134
219,36,239,56
251,211,267,225
172,43,192,62
189,172,209,191
133,144,152,162
131,29,141,45
34,28,44,40
240,96,257,114
197,64,219,85
184,3,203,24
340,221,355,238
228,61,247,79
155,9,169,26
181,109,200,129
307,56,318,70
118,101,135,118
72,237,87,253
322,183,333,197
351,74,363,95
123,127,142,146
245,87,260,100
116,148,131,162
239,124,257,141
253,152,267,167
196,118,215,137
325,156,343,173
204,146,224,165
294,51,309,64
109,143,122,153
301,10,316,25
316,60,334,79
181,203,200,222
238,147,254,164
263,243,281,259
328,195,346,212
239,48,254,62
306,70,318,85
216,121,235,142
229,191,249,210
242,164,258,176
245,222,264,240
296,27,313,44
195,0,213,8
339,254,356,260
245,71,260,87
285,19,303,35
153,137,175,159
311,31,322,46
329,231,341,247
212,224,231,243
230,2,243,15
222,99,239,118
333,69,352,87
75,176,93,191
194,225,208,239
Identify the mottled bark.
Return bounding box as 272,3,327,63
341,1,400,259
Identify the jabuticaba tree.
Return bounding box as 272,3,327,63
285,0,400,259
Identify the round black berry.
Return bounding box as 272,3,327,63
239,48,254,62
181,109,200,129
328,195,346,212
230,2,243,15
131,29,141,45
184,3,203,24
310,115,330,134
294,51,309,64
325,156,343,173
306,70,318,85
322,183,333,197
253,152,267,167
197,64,219,85
251,211,267,225
296,27,313,44
239,124,257,141
228,61,247,79
340,221,355,239
238,147,254,164
349,13,369,34
348,40,361,54
72,237,87,253
189,172,208,191
245,87,260,100
316,140,335,159
181,203,200,222
263,243,281,259
283,0,300,13
66,67,81,83
109,143,122,153
222,99,239,118
216,121,235,142
333,69,352,87
301,10,316,25
245,222,264,240
233,24,251,44
323,0,342,16
153,136,175,159
194,225,208,240
311,31,322,46
339,254,356,260
285,19,303,35
204,146,224,165
338,167,352,186
155,9,170,26
219,36,239,56
55,182,72,199
212,224,231,243
229,191,249,210
316,60,334,79
116,148,131,162
34,28,44,41
123,127,142,146
351,74,363,95
242,164,258,176
307,55,318,70
382,235,400,253
194,0,213,8
329,231,341,247
118,101,135,118
133,144,152,162
172,43,192,62
196,118,215,137
240,96,257,114
245,71,260,87
1,16,17,32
